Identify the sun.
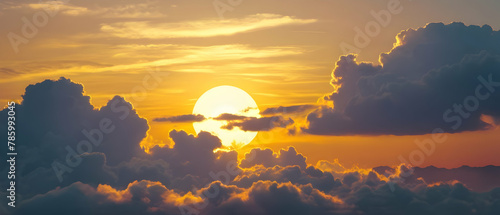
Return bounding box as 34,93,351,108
193,86,259,148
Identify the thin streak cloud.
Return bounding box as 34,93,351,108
100,14,317,39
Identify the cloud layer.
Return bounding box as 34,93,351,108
2,23,500,214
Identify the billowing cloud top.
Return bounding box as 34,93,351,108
304,23,500,135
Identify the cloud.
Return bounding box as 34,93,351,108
13,179,347,215
153,114,205,123
0,77,150,198
0,77,148,165
260,104,317,115
95,2,166,18
240,147,307,169
214,113,295,131
343,182,500,215
101,14,316,39
233,165,341,193
0,68,22,76
6,2,92,16
222,116,294,131
111,157,173,188
304,23,500,135
149,130,239,189
213,113,249,121
372,165,500,192
11,151,118,200
14,180,202,215
5,1,165,18
13,171,500,215
199,181,347,215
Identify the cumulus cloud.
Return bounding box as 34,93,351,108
240,147,307,169
372,165,500,192
0,78,148,164
343,182,500,215
11,166,500,215
149,130,240,190
198,181,347,215
14,180,202,215
13,179,349,215
233,165,341,193
153,114,205,123
304,23,500,135
0,77,149,198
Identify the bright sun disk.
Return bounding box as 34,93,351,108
192,85,260,148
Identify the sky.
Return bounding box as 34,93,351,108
1,0,500,214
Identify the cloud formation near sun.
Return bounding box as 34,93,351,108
304,23,500,135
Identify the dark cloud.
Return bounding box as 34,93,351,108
213,113,249,121
212,105,316,134
11,170,500,215
344,182,500,215
95,96,149,164
373,165,500,192
153,114,205,122
0,77,149,200
305,23,500,135
233,165,341,192
149,130,240,189
342,171,361,187
260,105,316,115
200,181,348,215
0,77,148,166
12,180,348,215
240,147,307,169
214,114,294,131
111,157,173,188
14,180,200,215
222,116,294,131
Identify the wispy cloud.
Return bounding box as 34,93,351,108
153,114,206,123
0,44,303,83
101,14,317,39
18,2,91,16
222,116,294,131
261,105,317,115
4,1,165,18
